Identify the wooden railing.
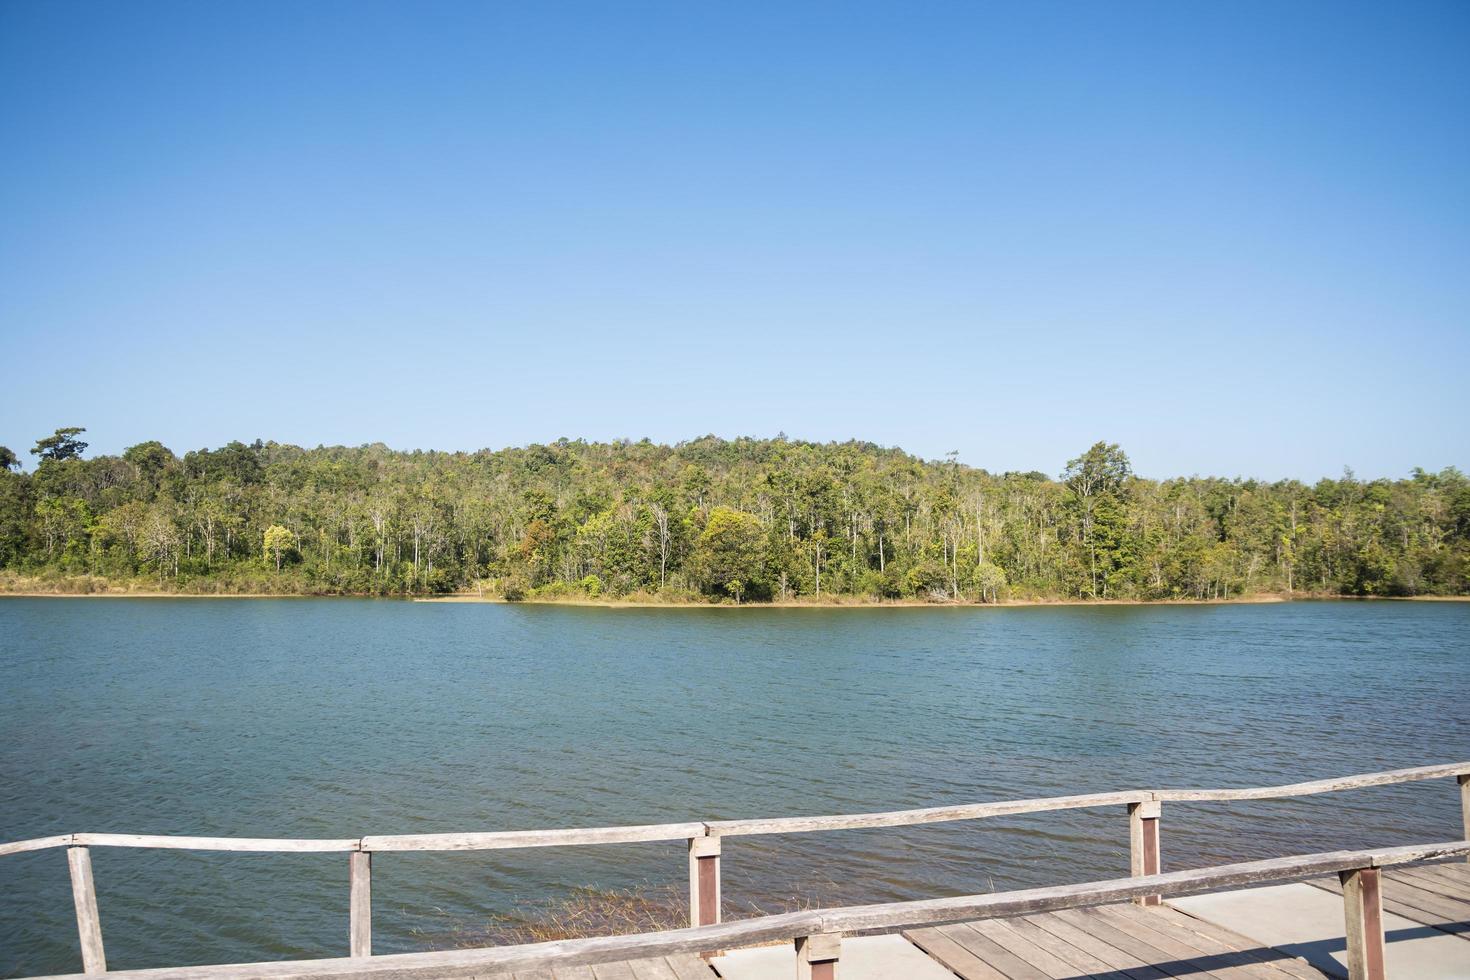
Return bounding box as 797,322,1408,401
5,761,1469,979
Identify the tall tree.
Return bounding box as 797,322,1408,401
30,427,88,462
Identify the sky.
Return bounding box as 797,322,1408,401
1,1,1467,481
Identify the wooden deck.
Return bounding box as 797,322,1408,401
477,866,1470,980
908,903,1332,979
482,955,718,979
1306,862,1470,938
897,863,1470,980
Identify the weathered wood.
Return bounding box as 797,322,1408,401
1340,868,1385,980
66,846,106,975
933,923,1049,980
1019,912,1169,979
1051,907,1225,979
1129,799,1162,906
1154,761,1470,802
707,790,1150,837
7,761,1466,866
1091,905,1279,980
685,837,720,927
360,824,705,852
812,841,1470,935
1393,864,1470,903
795,933,839,980
902,926,1010,980
660,956,714,980
1149,906,1326,980
350,852,372,957
1000,915,1124,978
1460,774,1470,864
33,841,1469,980
624,958,676,980
71,833,361,852
1311,868,1470,936
966,918,1081,979
0,834,74,857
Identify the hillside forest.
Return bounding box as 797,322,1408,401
1,429,1466,602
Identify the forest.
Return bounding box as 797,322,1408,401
1,428,1466,602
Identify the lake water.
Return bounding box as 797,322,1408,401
1,598,1467,976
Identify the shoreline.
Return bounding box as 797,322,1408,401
1,589,1464,607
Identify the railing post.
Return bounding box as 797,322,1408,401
1458,774,1469,863
66,846,106,974
688,835,721,927
796,932,840,980
688,834,721,958
1340,867,1386,980
1128,798,1161,906
349,851,371,957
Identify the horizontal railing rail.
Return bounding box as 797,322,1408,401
6,761,1469,978
6,761,1466,856
30,840,1470,980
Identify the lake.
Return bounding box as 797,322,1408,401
1,598,1467,977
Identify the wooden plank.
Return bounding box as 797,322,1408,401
551,968,595,980
658,957,713,980
813,840,1470,934
1340,869,1385,980
67,846,106,975
1003,913,1136,978
708,790,1150,837
0,834,73,857
1460,774,1469,863
686,837,720,932
1052,906,1239,980
795,933,840,980
1024,911,1173,979
1101,906,1317,980
626,958,678,980
967,917,1086,978
350,852,372,957
938,922,1052,980
361,824,705,852
1090,906,1273,980
903,926,1012,980
589,962,636,980
5,762,1465,867
1130,801,1162,907
1149,907,1326,980
1392,865,1470,902
1311,871,1470,935
71,833,360,852
1155,762,1470,802
1381,876,1470,924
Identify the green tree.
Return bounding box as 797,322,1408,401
691,506,767,601
0,446,19,471
31,427,88,462
123,441,176,494
1063,441,1133,597
263,524,297,572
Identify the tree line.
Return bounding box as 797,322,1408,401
1,428,1466,601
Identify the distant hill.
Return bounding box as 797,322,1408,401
1,431,1466,600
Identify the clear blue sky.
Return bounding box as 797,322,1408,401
2,1,1466,480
